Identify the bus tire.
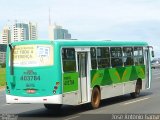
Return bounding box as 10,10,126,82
44,104,62,110
91,87,101,109
130,81,141,98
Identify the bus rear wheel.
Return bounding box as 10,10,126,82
130,82,141,98
91,87,101,109
44,104,62,110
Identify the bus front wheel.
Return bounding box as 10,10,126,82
44,104,62,110
91,87,101,109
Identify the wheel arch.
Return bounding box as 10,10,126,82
93,85,101,92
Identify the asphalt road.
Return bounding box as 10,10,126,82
0,69,160,120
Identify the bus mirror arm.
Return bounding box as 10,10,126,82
9,44,14,75
8,44,16,86
9,44,12,50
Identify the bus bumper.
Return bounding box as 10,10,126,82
6,94,62,104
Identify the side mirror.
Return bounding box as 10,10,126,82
151,51,154,58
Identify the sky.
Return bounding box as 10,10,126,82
0,0,160,57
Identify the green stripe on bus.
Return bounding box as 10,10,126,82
91,65,145,87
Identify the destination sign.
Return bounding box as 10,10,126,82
13,45,53,67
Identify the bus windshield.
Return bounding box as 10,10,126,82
12,44,53,67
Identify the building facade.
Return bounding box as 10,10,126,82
0,26,11,44
49,24,71,40
11,23,29,42
29,22,37,40
0,44,7,64
0,21,38,43
11,22,37,42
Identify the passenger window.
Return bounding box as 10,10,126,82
62,48,76,72
110,47,123,67
123,47,134,66
97,47,110,68
134,47,144,65
90,47,97,69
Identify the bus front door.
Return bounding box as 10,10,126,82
145,48,151,89
77,52,88,103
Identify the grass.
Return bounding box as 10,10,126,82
0,68,6,87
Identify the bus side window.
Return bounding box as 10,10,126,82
134,47,144,65
62,48,76,72
90,47,97,69
123,47,134,66
110,47,123,67
97,47,110,68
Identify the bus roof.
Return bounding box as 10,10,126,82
11,39,148,47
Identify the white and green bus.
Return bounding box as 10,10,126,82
6,40,154,109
